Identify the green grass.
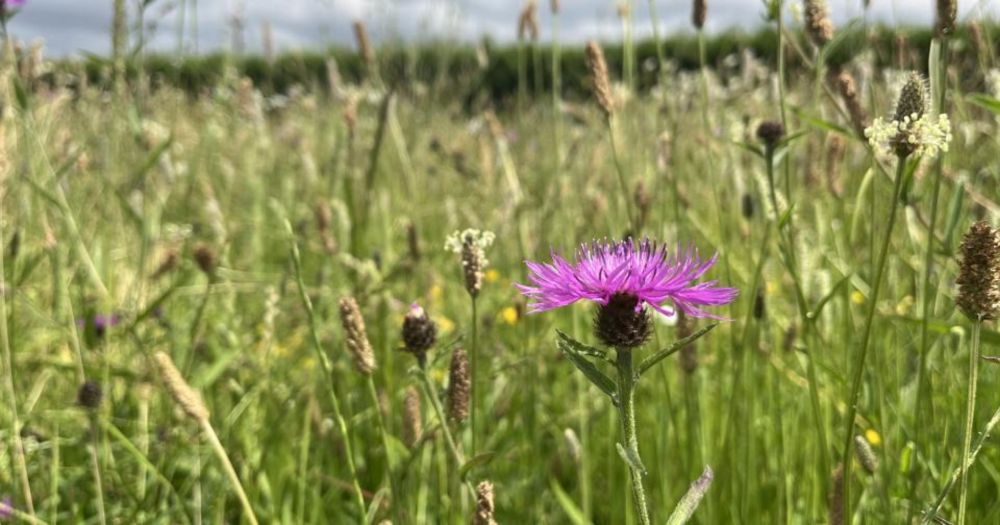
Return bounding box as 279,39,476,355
2,15,1000,524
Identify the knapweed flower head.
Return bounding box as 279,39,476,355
517,239,738,349
445,229,495,298
0,496,11,519
865,72,951,158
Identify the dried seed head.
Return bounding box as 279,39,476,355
192,243,217,276
755,120,785,149
969,22,986,58
407,221,421,262
474,481,497,525
153,249,180,279
6,230,19,260
595,293,652,350
518,1,539,41
692,0,707,29
585,41,615,117
804,0,834,47
753,290,766,320
402,386,422,448
447,348,470,422
77,380,103,410
339,297,377,375
935,0,956,37
741,192,755,219
154,351,210,422
402,303,437,364
828,463,844,525
834,71,869,137
956,222,1000,321
677,311,699,375
853,435,879,474
314,201,338,254
352,21,375,69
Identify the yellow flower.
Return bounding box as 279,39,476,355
766,281,777,295
500,306,519,326
430,284,444,303
435,315,456,335
485,269,501,284
865,429,882,447
851,291,865,305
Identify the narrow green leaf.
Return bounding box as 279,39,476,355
666,466,715,525
459,451,496,480
555,332,618,401
791,107,852,137
616,442,647,476
550,480,590,525
968,94,1000,117
637,323,718,377
556,330,608,360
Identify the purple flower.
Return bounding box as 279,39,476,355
0,496,12,519
517,239,738,320
76,314,121,338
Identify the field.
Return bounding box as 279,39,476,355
3,1,1000,524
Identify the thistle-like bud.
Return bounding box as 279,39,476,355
402,303,437,365
741,193,755,220
585,41,615,117
402,386,422,448
804,0,834,47
595,293,652,350
756,120,785,150
956,222,1000,321
339,297,377,375
193,243,217,276
935,0,956,37
154,351,210,422
474,481,498,525
834,71,868,137
447,348,470,422
407,221,421,262
828,463,844,525
853,435,879,474
692,0,707,30
77,380,103,410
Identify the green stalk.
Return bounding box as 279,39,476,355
470,294,478,456
842,155,907,521
607,117,636,233
616,349,651,525
957,321,982,525
287,223,367,520
366,376,402,524
200,419,259,525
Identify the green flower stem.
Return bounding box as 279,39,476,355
957,321,982,525
607,117,636,233
616,349,651,525
366,376,402,525
470,294,479,456
841,154,907,521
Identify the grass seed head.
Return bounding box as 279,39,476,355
956,222,1000,321
828,463,844,525
936,0,956,36
585,41,615,117
474,481,497,525
352,21,375,69
804,0,834,46
853,435,879,474
154,351,209,423
339,297,377,375
692,0,707,29
402,386,422,448
834,71,868,137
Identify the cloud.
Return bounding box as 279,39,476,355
5,0,995,58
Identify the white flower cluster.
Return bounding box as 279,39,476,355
445,229,496,254
864,113,952,158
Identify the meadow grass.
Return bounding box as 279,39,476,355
3,3,1000,523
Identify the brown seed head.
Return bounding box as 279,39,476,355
834,71,868,137
402,386,422,448
956,222,1000,321
828,463,844,525
339,297,377,375
893,72,927,123
585,41,615,117
853,435,879,474
154,351,210,422
804,0,834,47
192,243,217,276
407,221,421,261
352,21,375,68
447,348,470,422
825,135,846,197
692,0,707,29
474,481,497,525
77,380,103,410
936,0,956,37
756,120,785,149
518,1,539,41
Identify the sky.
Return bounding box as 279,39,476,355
7,0,999,57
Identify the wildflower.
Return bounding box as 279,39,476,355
517,239,737,350
756,120,785,150
485,269,500,284
851,291,865,305
77,314,121,339
0,496,11,520
866,73,951,158
339,297,377,375
445,229,495,298
401,303,437,365
956,222,1000,321
864,428,882,447
500,306,519,326
1,0,25,19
